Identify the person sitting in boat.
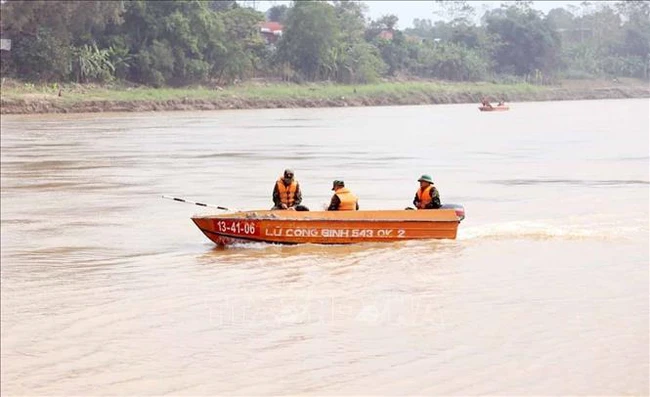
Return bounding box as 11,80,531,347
497,100,504,106
327,180,359,211
481,97,493,109
413,174,441,209
272,169,304,210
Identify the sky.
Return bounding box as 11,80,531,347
360,1,582,27
250,1,598,28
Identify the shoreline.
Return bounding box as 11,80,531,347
1,79,648,115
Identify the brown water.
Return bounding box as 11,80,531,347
1,99,648,395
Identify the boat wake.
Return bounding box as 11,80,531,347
458,220,644,241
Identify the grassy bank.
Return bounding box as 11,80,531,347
1,78,648,114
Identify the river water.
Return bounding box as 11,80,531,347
1,99,648,395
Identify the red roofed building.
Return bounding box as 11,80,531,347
260,21,283,45
377,29,394,41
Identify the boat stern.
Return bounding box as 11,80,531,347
441,204,465,221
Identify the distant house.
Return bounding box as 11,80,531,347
260,21,283,45
404,34,424,44
555,27,593,43
377,29,394,41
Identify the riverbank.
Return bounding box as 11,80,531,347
1,78,648,114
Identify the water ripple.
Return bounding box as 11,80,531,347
2,101,648,396
486,178,649,187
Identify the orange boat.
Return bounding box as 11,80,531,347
192,205,465,246
479,104,509,112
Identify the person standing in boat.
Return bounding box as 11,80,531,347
413,174,441,209
327,180,359,211
272,169,303,210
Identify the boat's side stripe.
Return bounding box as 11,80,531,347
199,228,296,245
198,227,456,245
198,218,461,223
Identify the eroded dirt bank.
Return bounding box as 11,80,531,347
2,84,648,115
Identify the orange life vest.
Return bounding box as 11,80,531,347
335,187,358,211
276,178,298,207
416,185,433,209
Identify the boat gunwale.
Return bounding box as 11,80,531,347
192,208,462,223
192,216,461,223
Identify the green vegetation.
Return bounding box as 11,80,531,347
3,76,648,114
0,79,547,103
1,0,648,89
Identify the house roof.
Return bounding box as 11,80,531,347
378,30,393,40
260,21,283,34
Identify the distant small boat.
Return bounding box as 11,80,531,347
191,205,465,246
479,104,509,112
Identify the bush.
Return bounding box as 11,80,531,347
133,41,174,87
411,42,490,81
558,69,597,80
10,29,72,82
600,55,647,78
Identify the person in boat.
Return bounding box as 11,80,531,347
327,180,359,211
481,97,493,109
497,100,505,106
413,174,441,210
272,169,307,211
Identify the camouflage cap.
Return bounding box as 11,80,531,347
331,180,345,190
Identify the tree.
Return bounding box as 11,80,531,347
373,29,409,76
377,14,399,31
277,1,338,81
219,6,266,82
433,0,476,25
408,19,434,38
484,4,561,76
330,0,384,83
118,0,226,86
365,14,398,43
546,8,575,31
449,23,482,49
412,41,489,81
9,28,72,81
71,43,114,83
208,1,238,12
615,0,650,21
616,0,650,60
1,0,122,44
266,4,289,23
513,1,534,11
1,0,123,80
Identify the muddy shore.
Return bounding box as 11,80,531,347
1,80,648,115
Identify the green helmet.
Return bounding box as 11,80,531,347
418,174,433,184
283,169,294,179
331,180,345,190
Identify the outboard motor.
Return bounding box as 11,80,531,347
441,203,465,221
